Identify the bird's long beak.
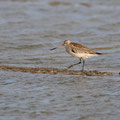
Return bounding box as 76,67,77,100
50,44,64,50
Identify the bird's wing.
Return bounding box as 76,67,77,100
70,42,96,54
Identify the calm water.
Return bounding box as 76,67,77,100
0,0,120,120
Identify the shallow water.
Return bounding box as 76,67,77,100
0,0,120,120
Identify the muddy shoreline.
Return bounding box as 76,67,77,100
0,65,115,76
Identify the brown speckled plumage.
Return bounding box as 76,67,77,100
70,42,97,54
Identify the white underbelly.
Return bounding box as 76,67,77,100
69,52,98,59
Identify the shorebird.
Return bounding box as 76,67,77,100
50,40,102,71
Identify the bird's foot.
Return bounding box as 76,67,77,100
80,70,84,72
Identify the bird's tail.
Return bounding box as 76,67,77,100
96,52,102,55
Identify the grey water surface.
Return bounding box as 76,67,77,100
0,0,120,120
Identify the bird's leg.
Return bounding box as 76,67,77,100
68,58,81,69
81,58,85,72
